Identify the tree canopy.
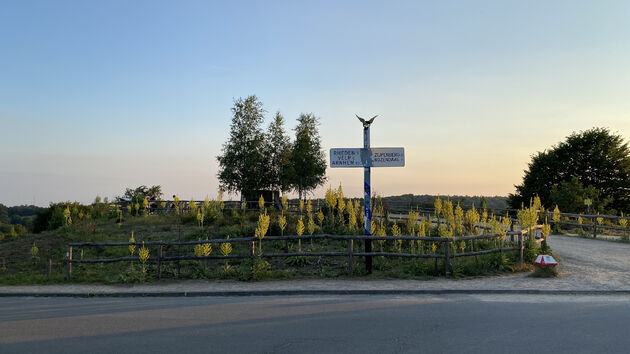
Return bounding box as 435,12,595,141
217,96,327,200
290,113,327,199
217,96,271,194
509,128,630,213
266,112,292,192
123,185,163,202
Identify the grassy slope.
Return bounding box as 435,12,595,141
0,211,522,284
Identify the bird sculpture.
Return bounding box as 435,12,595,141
356,115,378,129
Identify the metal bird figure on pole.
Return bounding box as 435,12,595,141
356,115,377,129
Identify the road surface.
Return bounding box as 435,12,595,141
1,294,630,353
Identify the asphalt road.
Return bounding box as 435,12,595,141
2,294,630,353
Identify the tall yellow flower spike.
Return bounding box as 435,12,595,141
317,210,324,226
138,242,149,264
278,214,287,235
296,216,304,236
221,236,232,256
281,195,288,211
337,184,346,216
30,242,39,258
307,215,315,235
128,232,136,256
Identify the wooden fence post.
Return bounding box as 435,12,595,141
592,223,597,239
444,240,450,276
518,233,524,265
348,239,354,276
47,258,52,280
156,244,162,280
67,246,72,281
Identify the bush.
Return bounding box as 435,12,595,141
524,236,539,263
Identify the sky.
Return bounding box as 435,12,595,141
1,0,629,206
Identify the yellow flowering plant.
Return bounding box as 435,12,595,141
221,236,232,256
128,232,136,256
296,216,304,252
278,214,287,236
337,184,346,219
221,236,233,273
407,211,419,235
196,211,205,228
30,242,39,258
325,186,337,213
255,209,270,253
63,206,72,225
138,241,149,273
434,196,442,226
189,199,197,215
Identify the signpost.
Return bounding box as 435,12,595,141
330,115,405,273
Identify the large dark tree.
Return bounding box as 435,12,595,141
124,185,163,201
217,96,271,196
290,113,327,200
509,128,630,213
266,112,292,192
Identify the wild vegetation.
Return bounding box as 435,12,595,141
0,204,44,240
0,188,556,284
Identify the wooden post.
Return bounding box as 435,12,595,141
348,239,354,276
592,222,597,239
156,244,163,280
47,258,52,280
66,246,72,280
444,240,450,276
518,233,524,265
251,240,256,257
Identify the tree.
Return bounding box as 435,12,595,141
123,185,163,202
266,112,292,192
217,96,271,196
290,113,327,200
509,128,630,213
549,177,604,213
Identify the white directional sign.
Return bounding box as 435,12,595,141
330,148,363,167
330,147,404,168
370,147,405,167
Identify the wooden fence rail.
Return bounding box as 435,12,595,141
66,231,531,280
545,211,630,238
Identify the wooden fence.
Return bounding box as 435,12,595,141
66,229,535,280
546,211,630,238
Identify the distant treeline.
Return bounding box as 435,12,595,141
0,204,45,238
380,194,509,211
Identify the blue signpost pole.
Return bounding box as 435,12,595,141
363,125,372,274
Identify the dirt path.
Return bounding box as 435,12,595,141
546,234,630,290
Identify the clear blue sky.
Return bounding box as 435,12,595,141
1,0,629,206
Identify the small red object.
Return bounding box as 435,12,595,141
534,255,558,267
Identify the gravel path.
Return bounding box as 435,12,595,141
1,234,628,295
